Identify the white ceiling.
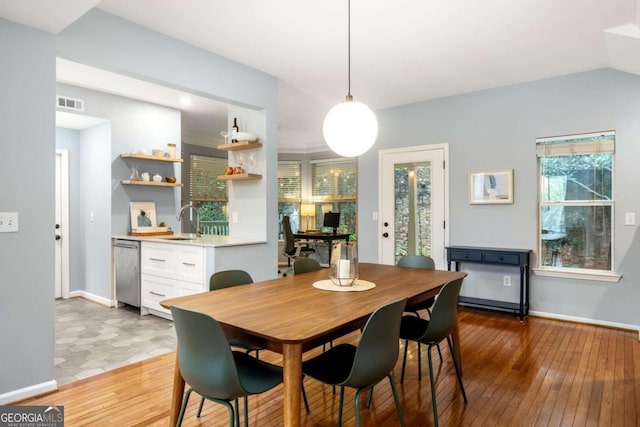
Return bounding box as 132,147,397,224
2,0,640,152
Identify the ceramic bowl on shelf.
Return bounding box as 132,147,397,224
233,132,257,142
165,177,177,183
152,149,165,157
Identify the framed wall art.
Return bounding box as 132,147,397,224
468,169,514,204
130,201,158,232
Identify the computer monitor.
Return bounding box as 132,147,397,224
323,212,340,235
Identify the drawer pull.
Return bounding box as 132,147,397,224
182,262,196,266
149,291,166,297
149,257,166,262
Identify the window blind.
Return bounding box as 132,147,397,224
190,154,228,201
536,131,615,157
278,161,301,202
311,159,357,200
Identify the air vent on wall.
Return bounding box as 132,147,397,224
56,95,84,112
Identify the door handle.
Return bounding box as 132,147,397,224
382,232,389,238
55,235,61,241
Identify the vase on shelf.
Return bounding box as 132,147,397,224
130,166,141,181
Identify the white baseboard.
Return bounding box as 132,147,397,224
68,290,117,307
529,310,640,340
0,380,58,405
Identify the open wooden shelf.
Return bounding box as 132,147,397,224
121,154,183,163
216,141,262,151
121,180,184,187
217,173,262,181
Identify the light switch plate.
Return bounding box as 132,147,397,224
0,212,19,232
625,212,636,226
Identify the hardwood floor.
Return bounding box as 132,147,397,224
19,308,640,426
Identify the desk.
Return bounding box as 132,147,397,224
293,232,350,261
161,263,466,427
446,246,531,321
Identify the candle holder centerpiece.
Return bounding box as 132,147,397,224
330,242,358,287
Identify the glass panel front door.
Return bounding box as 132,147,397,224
394,162,432,263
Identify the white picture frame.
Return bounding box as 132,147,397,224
130,201,158,232
468,169,514,204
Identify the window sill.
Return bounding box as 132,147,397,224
533,267,621,283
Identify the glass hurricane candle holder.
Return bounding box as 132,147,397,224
330,242,358,287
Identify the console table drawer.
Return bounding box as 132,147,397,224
449,250,483,262
483,252,520,265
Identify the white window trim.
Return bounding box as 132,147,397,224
533,267,621,282
536,130,617,278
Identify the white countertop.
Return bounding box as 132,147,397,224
112,233,266,248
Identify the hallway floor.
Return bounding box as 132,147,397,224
55,298,176,386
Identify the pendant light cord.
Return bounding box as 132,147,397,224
347,0,352,101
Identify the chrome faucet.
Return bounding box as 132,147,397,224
177,203,202,237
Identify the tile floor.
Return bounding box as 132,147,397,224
55,298,176,386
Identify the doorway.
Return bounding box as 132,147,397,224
379,145,448,267
55,149,70,299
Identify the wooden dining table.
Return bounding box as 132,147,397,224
160,262,467,427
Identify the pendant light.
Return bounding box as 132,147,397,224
323,0,378,158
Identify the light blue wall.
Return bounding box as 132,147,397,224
358,68,640,328
78,122,113,298
57,9,279,279
0,18,56,397
55,83,181,300
2,8,278,400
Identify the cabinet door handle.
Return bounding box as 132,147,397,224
182,262,196,266
149,291,166,297
149,257,166,262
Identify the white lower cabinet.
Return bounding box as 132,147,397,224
140,241,206,320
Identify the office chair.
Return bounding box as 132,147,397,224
281,215,315,277
399,278,467,427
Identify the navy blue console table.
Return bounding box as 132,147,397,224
446,246,532,320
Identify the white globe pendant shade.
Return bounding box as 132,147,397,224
323,100,378,157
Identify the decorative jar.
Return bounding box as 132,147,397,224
330,242,358,287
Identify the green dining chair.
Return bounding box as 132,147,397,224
397,255,436,315
399,277,467,427
209,270,261,357
293,258,322,274
397,254,443,366
301,298,408,427
204,270,263,418
171,306,283,427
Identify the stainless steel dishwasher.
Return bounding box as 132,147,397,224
113,239,141,307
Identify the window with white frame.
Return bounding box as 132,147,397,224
278,161,302,238
311,158,357,234
536,131,614,273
